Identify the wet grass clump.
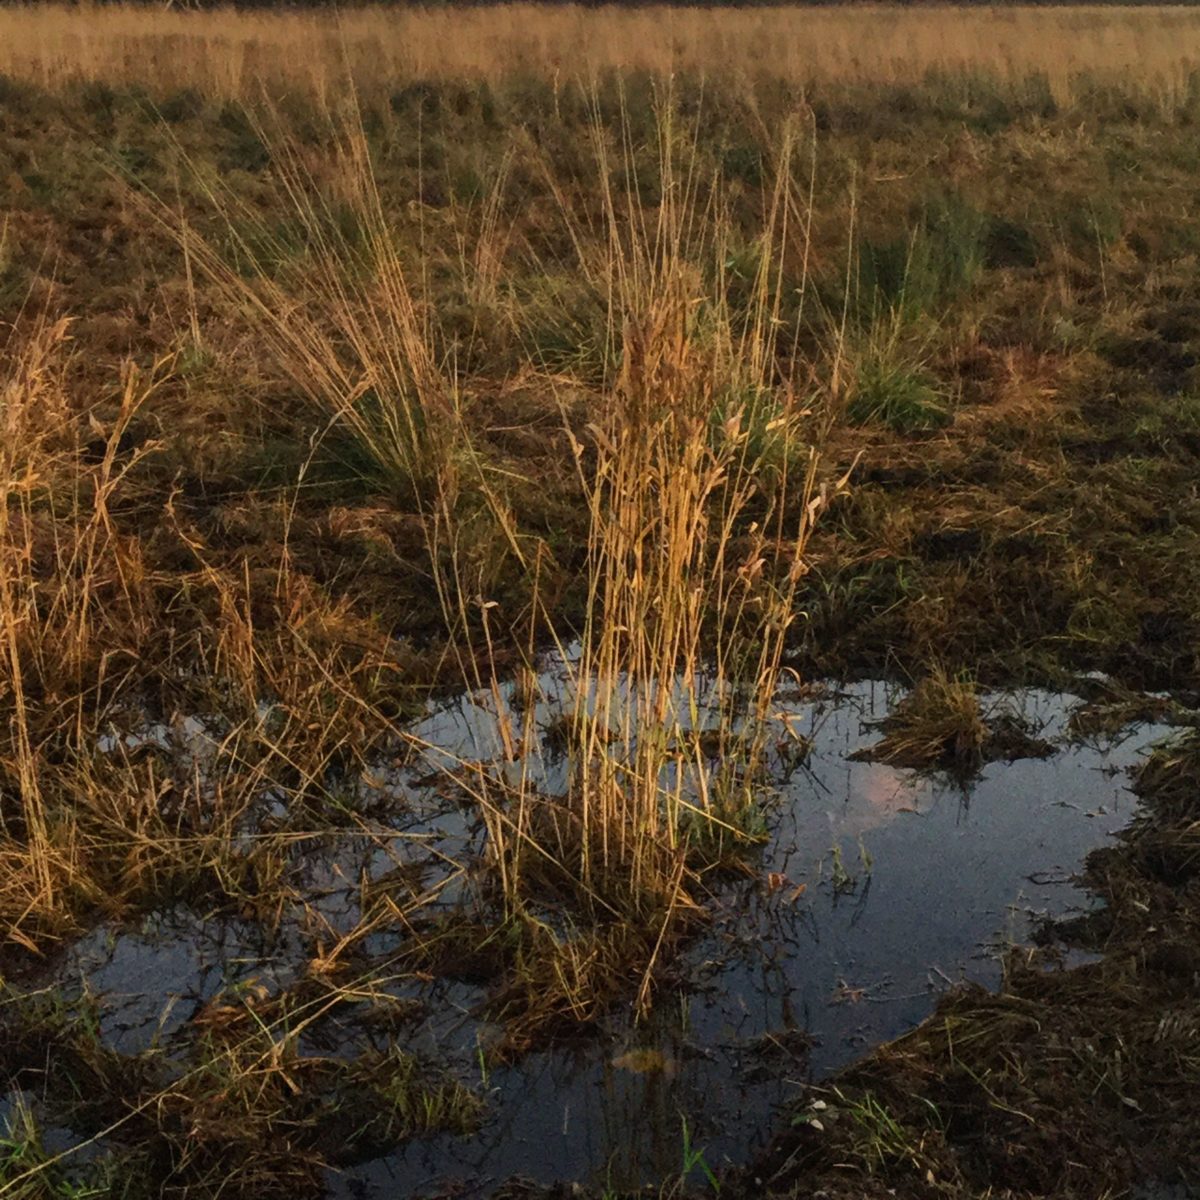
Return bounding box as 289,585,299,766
855,671,1056,775
0,974,483,1198
1134,728,1200,822
855,670,989,773
1127,729,1200,888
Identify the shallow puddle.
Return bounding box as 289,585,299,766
325,680,1171,1196
9,677,1180,1196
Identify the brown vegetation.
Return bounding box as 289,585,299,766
3,4,1200,109
2,5,1200,1196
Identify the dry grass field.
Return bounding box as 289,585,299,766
2,5,1200,1198
3,3,1200,104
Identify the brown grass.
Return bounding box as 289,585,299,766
0,85,845,1050
165,110,468,512
3,4,1200,106
3,10,1200,1195
0,316,163,939
859,668,989,772
0,309,426,949
354,98,846,1024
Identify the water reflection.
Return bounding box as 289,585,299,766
326,679,1171,1196
26,677,1178,1197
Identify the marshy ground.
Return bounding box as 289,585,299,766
3,6,1200,1198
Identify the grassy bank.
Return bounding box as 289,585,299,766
2,10,1200,1195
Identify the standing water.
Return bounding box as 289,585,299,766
332,676,1172,1195
9,676,1179,1197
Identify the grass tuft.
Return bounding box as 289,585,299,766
861,669,989,773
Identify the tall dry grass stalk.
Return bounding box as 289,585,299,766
0,315,72,923
3,4,1200,106
559,107,819,910
412,98,852,1022
166,110,465,512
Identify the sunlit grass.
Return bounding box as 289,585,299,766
5,4,1200,114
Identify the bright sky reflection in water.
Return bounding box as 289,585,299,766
16,674,1174,1197
326,677,1170,1197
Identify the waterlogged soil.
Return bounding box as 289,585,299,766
5,75,1200,1200
3,676,1183,1197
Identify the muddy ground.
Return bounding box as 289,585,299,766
2,70,1200,1197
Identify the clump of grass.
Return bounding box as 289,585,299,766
0,1092,108,1199
162,102,534,668
846,355,948,434
848,194,989,327
839,286,949,434
860,668,989,773
491,915,660,1054
1134,728,1200,824
558,102,827,911
327,1044,482,1157
163,104,472,514
830,1085,942,1176
0,306,428,954
0,314,72,930
435,96,847,1028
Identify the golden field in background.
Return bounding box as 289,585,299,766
2,3,1200,102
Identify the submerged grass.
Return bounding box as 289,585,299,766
0,970,483,1197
